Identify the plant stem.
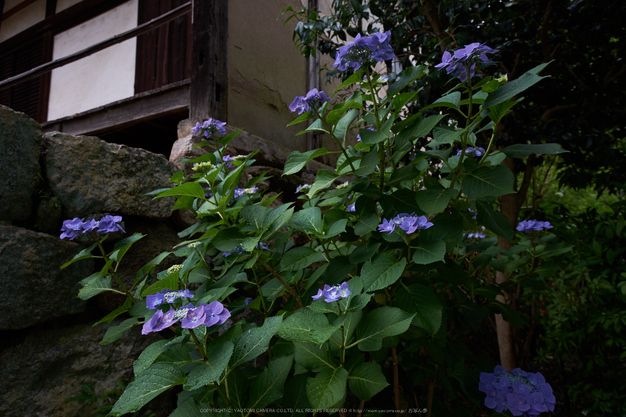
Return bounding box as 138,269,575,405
392,347,401,416
189,328,207,362
258,257,304,308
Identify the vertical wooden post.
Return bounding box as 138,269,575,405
190,0,228,121
306,0,320,150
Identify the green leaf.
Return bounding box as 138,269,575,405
306,367,348,410
248,355,293,409
423,91,461,111
308,170,338,197
100,318,139,345
416,188,459,215
110,363,185,416
110,233,145,263
134,339,170,376
484,62,549,108
290,207,323,233
354,212,380,236
334,69,364,91
476,200,515,240
135,251,171,280
284,148,330,176
348,362,389,401
184,340,234,390
280,246,326,272
141,273,179,297
230,316,283,367
78,274,113,300
60,243,97,269
154,182,205,199
212,227,247,251
359,128,389,145
294,342,335,372
240,205,267,230
168,397,204,417
412,239,447,265
334,108,360,141
396,114,446,145
387,65,428,96
395,284,443,335
501,143,569,159
354,306,415,351
361,253,407,293
461,166,515,200
278,309,338,344
287,110,314,127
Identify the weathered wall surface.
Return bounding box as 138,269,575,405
228,0,309,152
0,105,182,416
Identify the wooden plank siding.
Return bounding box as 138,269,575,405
135,0,192,94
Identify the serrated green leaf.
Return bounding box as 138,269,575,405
284,148,330,176
154,182,205,199
395,284,442,335
354,307,414,351
60,243,98,269
184,340,233,390
78,275,113,300
294,342,335,372
416,188,459,215
348,362,389,401
291,207,323,233
361,253,406,292
476,200,514,240
100,318,139,345
230,316,283,367
501,143,569,159
484,62,549,108
134,339,170,376
278,309,338,344
412,239,447,265
248,355,293,409
212,227,247,251
306,367,348,410
110,363,185,416
461,166,515,200
240,205,267,230
280,246,326,272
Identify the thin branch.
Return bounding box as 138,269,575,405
258,257,304,308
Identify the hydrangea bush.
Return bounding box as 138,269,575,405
61,33,568,415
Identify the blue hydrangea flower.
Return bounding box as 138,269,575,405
334,30,395,71
479,365,556,416
60,218,85,240
192,118,227,137
466,232,486,239
377,218,396,234
233,186,259,199
222,155,235,168
296,184,311,193
146,289,194,310
142,308,178,335
395,214,433,234
289,88,332,114
455,146,486,157
243,297,253,306
312,282,352,303
97,215,125,234
435,42,497,81
517,220,553,233
347,202,356,212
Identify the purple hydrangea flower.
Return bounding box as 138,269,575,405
435,43,497,81
243,297,253,306
146,289,194,310
223,155,235,168
82,219,99,233
202,300,231,327
466,232,486,239
377,218,396,234
142,308,179,335
312,282,352,303
479,365,556,416
233,186,259,199
296,184,311,193
223,245,245,257
347,202,356,212
289,88,332,114
395,214,433,234
97,215,125,234
192,118,227,137
334,31,395,71
455,146,486,157
516,220,553,233
60,218,85,240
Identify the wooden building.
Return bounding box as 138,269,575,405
0,0,322,156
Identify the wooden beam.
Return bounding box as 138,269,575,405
189,0,228,121
1,0,39,22
41,80,189,136
0,0,130,54
0,2,191,91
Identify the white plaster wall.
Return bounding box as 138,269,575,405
47,0,138,121
56,0,83,13
0,0,46,42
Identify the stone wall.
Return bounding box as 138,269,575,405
0,105,183,416
0,104,321,416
